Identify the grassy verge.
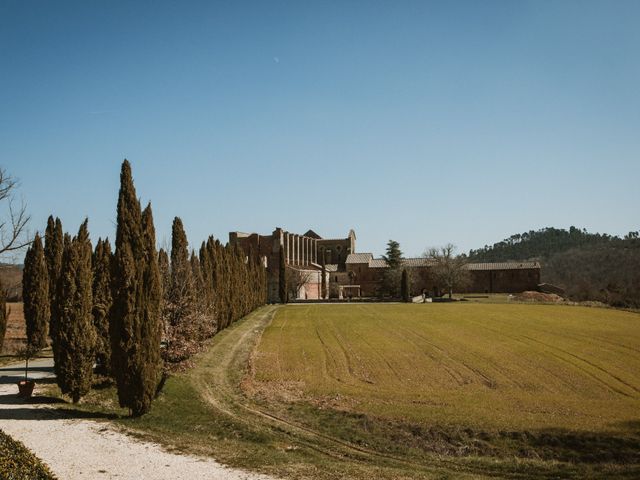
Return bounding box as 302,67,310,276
0,429,57,480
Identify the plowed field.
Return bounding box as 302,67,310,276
252,304,640,433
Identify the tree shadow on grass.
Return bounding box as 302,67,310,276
0,393,65,406
299,407,640,468
0,393,121,420
0,374,57,385
0,407,120,421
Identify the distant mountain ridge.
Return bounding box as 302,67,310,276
468,227,640,307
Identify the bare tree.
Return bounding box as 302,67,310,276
425,243,470,299
286,267,314,300
0,168,30,256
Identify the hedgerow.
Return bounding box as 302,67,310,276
0,429,56,480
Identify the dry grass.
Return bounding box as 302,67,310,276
251,303,640,434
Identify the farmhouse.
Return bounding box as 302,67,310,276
229,228,541,301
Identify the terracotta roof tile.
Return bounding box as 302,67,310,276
346,253,373,264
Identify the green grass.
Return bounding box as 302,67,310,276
254,304,640,433
45,303,640,479
246,303,640,477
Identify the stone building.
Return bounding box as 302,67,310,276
229,228,541,301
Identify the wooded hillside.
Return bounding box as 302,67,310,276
469,227,640,307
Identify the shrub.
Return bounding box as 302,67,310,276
0,429,56,479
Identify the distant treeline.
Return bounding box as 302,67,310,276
469,227,640,308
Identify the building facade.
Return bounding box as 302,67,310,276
229,228,541,302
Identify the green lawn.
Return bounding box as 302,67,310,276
252,304,640,433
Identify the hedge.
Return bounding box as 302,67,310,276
0,429,56,480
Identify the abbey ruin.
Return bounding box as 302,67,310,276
229,228,541,302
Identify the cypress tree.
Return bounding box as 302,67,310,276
157,248,170,298
401,268,410,302
111,160,162,416
0,278,6,353
198,241,212,315
23,233,50,349
164,217,198,366
139,203,162,411
169,217,194,323
190,251,203,304
56,220,95,402
279,244,287,304
92,238,113,374
44,216,64,338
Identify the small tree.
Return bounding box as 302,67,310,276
425,244,470,299
380,239,403,298
56,220,96,402
401,268,410,302
0,277,6,352
383,240,403,269
0,168,30,256
286,267,313,300
23,233,50,350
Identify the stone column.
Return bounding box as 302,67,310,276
285,233,289,264
302,237,306,266
307,238,311,265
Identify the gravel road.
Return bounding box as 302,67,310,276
0,358,274,480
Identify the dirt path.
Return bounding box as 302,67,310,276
0,358,274,480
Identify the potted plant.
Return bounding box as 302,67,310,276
17,344,37,398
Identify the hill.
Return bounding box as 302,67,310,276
0,263,22,302
468,227,640,307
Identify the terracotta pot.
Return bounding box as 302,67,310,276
17,380,35,398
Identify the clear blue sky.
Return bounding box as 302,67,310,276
1,0,638,261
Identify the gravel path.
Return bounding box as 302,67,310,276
0,359,274,480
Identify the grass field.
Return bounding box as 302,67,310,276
39,303,640,478
251,304,640,434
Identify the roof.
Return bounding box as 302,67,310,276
465,262,541,271
369,259,388,268
304,229,322,239
402,257,436,267
318,238,350,243
346,253,373,264
325,264,338,272
347,254,540,271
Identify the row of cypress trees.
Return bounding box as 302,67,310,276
159,217,267,369
21,160,267,415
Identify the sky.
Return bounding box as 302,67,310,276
1,0,639,261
